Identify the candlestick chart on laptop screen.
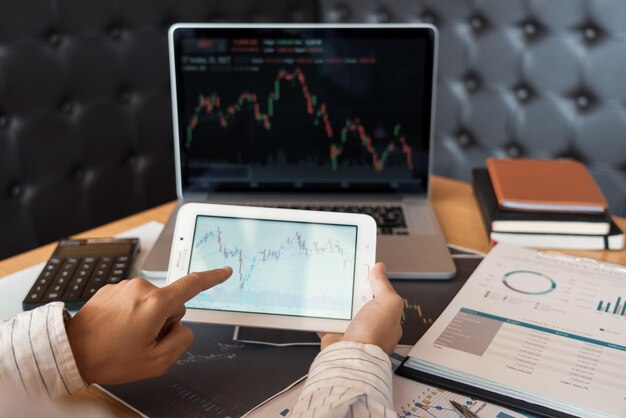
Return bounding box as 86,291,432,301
173,28,434,193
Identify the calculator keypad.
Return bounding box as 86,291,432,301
24,254,134,309
27,257,62,301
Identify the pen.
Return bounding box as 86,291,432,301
450,400,481,418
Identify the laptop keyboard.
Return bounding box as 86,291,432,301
262,204,408,235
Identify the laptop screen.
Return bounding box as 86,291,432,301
171,25,435,195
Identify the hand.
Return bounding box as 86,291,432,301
319,262,403,355
66,267,233,384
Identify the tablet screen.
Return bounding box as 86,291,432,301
186,215,358,320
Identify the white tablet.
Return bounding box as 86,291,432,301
167,203,377,333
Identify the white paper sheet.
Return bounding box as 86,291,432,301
405,244,626,418
0,263,46,320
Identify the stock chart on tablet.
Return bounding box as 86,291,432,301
187,215,358,319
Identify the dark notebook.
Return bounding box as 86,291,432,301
488,219,624,250
472,168,611,235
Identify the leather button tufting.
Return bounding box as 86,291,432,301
470,16,484,31
515,86,530,101
523,22,537,36
119,90,132,104
161,18,174,32
458,132,472,147
576,94,590,110
422,12,436,24
376,9,390,23
507,145,522,157
583,26,597,42
8,183,22,197
47,32,60,47
109,26,123,40
60,100,73,114
335,5,350,21
465,76,479,92
125,153,138,167
289,8,306,22
580,23,603,45
72,166,85,180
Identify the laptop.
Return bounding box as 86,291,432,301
141,23,455,280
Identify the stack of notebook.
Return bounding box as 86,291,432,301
473,159,624,250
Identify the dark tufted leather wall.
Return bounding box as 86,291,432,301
2,0,626,259
320,0,626,218
0,0,317,259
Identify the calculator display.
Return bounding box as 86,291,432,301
56,242,133,256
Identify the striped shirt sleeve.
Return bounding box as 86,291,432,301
0,302,87,399
288,341,397,418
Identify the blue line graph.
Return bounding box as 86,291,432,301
187,216,357,319
193,226,353,289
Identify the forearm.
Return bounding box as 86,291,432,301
0,303,87,399
289,341,396,418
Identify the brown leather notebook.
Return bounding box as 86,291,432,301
486,158,608,213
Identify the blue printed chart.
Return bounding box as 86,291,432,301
395,380,533,418
596,295,626,316
187,216,357,319
502,270,556,295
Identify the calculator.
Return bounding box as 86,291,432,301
23,238,140,311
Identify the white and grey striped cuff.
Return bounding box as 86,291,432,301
3,303,87,399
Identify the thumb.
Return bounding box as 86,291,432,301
368,262,396,297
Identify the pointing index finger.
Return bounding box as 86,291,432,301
162,266,233,307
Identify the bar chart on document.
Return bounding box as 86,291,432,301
187,216,357,319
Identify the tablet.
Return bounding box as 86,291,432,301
167,203,377,333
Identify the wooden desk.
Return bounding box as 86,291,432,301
1,176,625,416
